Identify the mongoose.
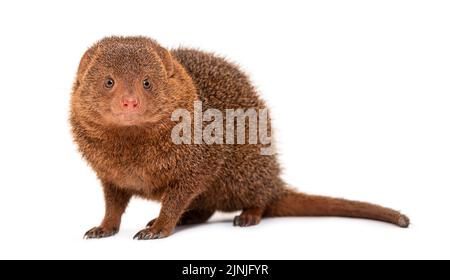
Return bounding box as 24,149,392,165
70,36,409,240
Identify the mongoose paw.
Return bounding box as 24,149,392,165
233,214,261,227
133,227,171,240
84,226,118,239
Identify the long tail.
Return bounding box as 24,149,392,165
264,191,409,228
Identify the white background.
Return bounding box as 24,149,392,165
0,0,449,260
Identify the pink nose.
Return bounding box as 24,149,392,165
121,97,139,109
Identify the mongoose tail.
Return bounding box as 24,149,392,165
265,190,409,228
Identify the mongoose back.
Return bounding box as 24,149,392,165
70,36,409,240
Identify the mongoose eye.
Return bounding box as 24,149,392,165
104,78,115,89
142,79,152,90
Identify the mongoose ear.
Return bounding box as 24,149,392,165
77,47,96,80
154,45,175,79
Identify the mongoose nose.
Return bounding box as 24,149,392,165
121,96,140,110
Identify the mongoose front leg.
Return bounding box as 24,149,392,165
233,207,264,227
84,182,131,239
134,185,201,240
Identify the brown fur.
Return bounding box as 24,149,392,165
70,36,409,240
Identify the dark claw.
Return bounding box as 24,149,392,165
233,215,260,227
84,227,117,239
233,216,240,226
133,228,166,240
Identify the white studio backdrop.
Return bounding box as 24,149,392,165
0,0,449,259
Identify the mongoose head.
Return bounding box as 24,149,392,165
72,36,181,127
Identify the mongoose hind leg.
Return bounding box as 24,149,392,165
233,207,264,227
